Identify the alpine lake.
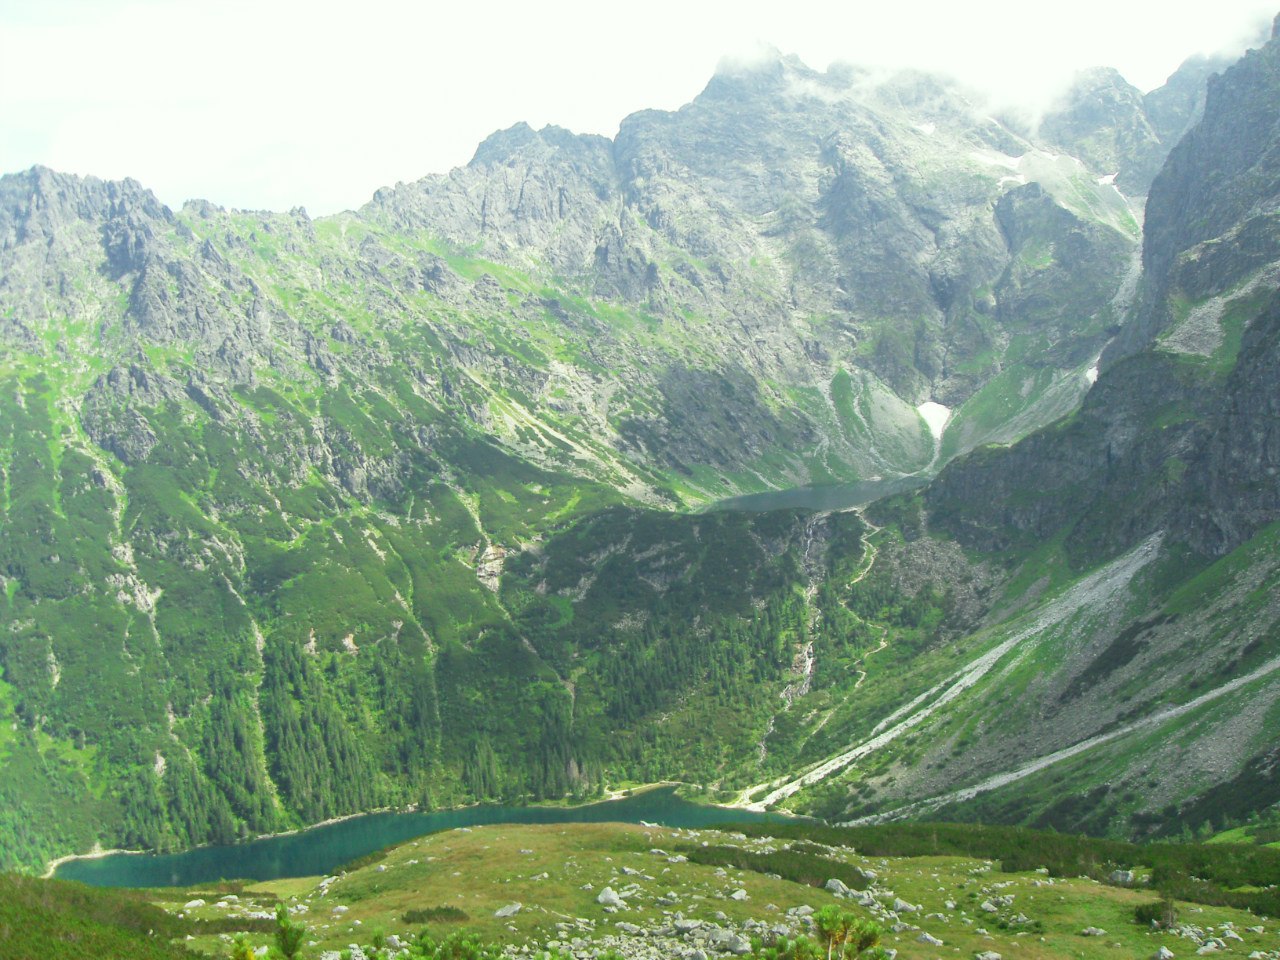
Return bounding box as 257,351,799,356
54,787,791,888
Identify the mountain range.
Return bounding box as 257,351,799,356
0,20,1277,873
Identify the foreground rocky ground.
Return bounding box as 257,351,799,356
164,822,1280,960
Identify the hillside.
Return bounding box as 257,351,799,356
754,17,1280,836
2,20,1279,875
11,820,1280,960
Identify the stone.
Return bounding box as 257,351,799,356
597,887,626,908
184,899,206,909
975,952,1002,960
825,878,853,897
979,901,998,913
730,889,749,901
1109,870,1135,884
893,898,919,913
1153,948,1176,960
495,903,522,918
724,934,753,955
1081,927,1107,937
919,933,945,946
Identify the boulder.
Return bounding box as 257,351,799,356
918,933,945,946
495,903,522,918
597,887,626,908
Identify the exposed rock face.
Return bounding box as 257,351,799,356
366,52,1141,421
929,24,1280,562
1039,67,1165,193
816,24,1280,839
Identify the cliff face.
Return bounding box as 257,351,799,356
796,21,1280,839
927,21,1280,563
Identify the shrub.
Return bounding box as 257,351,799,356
1134,894,1178,928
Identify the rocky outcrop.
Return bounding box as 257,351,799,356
929,23,1280,563
1039,68,1165,193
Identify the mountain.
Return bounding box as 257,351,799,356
1035,47,1236,196
760,17,1280,837
0,32,1270,873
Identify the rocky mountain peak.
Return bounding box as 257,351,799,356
1142,25,1280,293
468,122,611,169
1038,66,1163,193
0,165,172,251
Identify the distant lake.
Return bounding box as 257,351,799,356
54,787,792,888
707,475,928,513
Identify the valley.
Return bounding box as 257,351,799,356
1,9,1280,960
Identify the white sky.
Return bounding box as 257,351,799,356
2,0,1274,215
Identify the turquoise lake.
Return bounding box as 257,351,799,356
54,787,791,888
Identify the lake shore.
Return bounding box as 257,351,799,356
42,781,687,881
43,843,141,879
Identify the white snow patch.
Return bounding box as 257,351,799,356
914,122,936,136
917,402,951,440
1085,357,1100,384
998,174,1028,189
1096,173,1118,186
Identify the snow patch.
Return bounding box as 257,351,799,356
914,122,936,136
917,401,951,440
1096,173,1118,186
1085,357,1100,384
